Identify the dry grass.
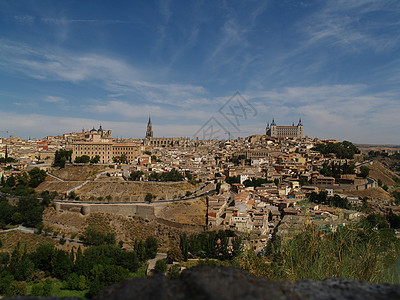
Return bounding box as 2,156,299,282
345,187,393,201
368,161,400,186
0,231,56,253
35,181,84,194
156,198,207,225
49,165,108,181
75,181,197,199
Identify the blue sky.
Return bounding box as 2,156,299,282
0,0,399,144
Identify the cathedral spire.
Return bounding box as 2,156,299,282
146,116,153,138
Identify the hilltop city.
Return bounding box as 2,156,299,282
1,118,400,297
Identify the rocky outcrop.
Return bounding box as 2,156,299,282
94,266,400,300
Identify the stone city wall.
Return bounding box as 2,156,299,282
55,202,155,219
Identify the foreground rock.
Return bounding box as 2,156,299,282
6,266,400,299
95,266,400,300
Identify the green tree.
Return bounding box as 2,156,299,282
136,240,146,261
87,264,129,298
180,233,189,261
66,273,87,290
144,193,154,203
31,279,53,296
52,250,73,279
167,265,181,279
154,259,167,273
145,236,158,259
17,195,43,227
75,155,90,163
53,149,72,168
0,270,14,294
90,155,100,164
167,245,184,263
360,166,370,179
5,281,27,297
130,171,144,181
31,243,55,274
6,175,15,187
216,182,221,193
28,167,47,188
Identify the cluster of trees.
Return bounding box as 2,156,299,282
148,169,184,182
319,161,355,177
0,234,158,298
112,154,128,164
130,171,144,181
74,155,100,164
53,149,72,168
368,150,390,158
392,190,400,205
225,176,240,185
230,155,251,166
168,231,242,262
0,195,45,229
313,141,360,159
1,167,47,196
308,191,351,209
81,228,116,246
243,178,272,188
0,157,16,164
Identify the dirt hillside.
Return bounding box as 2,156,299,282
49,165,108,181
43,208,203,248
368,160,400,186
345,187,393,201
0,231,56,253
75,181,197,199
155,198,207,226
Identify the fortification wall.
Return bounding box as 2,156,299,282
55,202,155,219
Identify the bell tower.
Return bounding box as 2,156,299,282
146,117,153,139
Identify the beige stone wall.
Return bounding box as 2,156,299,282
57,202,156,219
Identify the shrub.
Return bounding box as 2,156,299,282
154,259,167,274
167,265,181,279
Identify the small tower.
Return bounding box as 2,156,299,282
270,118,277,138
297,118,303,138
146,117,153,139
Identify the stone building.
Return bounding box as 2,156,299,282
266,119,303,139
72,142,141,163
63,125,112,143
144,117,190,147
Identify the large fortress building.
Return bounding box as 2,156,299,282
266,118,303,139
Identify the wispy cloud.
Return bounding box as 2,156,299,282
43,96,68,104
302,0,400,53
246,84,400,143
0,39,206,106
41,18,134,25
86,100,211,121
14,15,35,25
